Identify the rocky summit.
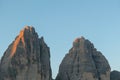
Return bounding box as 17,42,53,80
110,70,120,80
56,36,111,80
0,26,52,80
0,26,118,80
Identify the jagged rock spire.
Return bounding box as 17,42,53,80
0,26,52,80
56,37,110,80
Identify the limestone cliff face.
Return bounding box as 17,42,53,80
0,26,52,80
56,37,111,80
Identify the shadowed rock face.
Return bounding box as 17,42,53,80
110,70,120,80
56,37,111,80
0,26,52,80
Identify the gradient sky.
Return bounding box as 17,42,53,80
0,0,120,78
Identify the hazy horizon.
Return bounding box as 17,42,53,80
0,0,120,78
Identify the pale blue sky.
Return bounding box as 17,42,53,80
0,0,120,78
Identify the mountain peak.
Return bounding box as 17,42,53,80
18,26,35,38
0,26,52,80
74,36,85,43
10,26,37,58
56,37,111,80
24,26,32,29
20,26,35,35
73,36,90,52
23,26,35,31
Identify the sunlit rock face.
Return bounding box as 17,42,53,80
56,37,111,80
0,26,52,80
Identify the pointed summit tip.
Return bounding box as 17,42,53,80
24,25,35,31
80,36,85,39
18,26,37,41
24,26,30,29
19,25,35,34
74,36,85,42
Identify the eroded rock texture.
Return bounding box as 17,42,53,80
0,26,52,80
56,37,110,80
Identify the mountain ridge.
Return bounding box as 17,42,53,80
0,26,120,80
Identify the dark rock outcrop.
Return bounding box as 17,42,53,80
56,37,111,80
110,70,120,80
0,26,52,80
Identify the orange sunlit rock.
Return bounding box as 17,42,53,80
10,29,25,58
0,26,52,80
